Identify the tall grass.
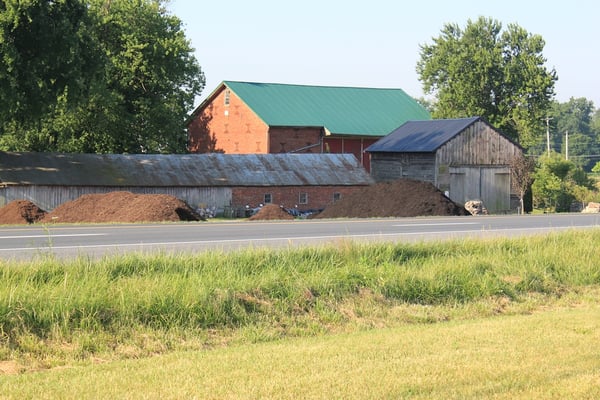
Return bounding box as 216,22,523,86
1,229,599,366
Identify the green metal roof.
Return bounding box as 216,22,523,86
222,81,431,137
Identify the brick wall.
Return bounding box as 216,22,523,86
269,127,323,153
188,87,269,153
231,185,366,210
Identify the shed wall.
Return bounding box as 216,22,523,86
231,185,366,210
0,186,232,212
435,120,520,165
1,184,369,215
369,152,436,183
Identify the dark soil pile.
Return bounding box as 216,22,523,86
249,204,294,221
40,192,202,224
314,179,469,218
0,200,47,224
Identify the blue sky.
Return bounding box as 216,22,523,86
167,0,599,108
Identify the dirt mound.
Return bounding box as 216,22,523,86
314,179,469,218
249,204,294,221
40,192,202,224
0,200,47,224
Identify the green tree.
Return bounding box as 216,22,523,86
532,153,594,212
592,108,600,135
549,98,597,170
416,17,557,149
0,0,100,149
0,0,205,153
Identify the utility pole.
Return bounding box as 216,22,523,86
544,116,553,156
565,130,569,160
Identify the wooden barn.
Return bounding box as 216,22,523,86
366,117,523,213
186,81,430,171
0,152,373,214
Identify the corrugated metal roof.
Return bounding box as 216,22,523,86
366,117,481,152
220,81,431,137
0,152,373,187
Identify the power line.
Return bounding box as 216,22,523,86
567,154,600,159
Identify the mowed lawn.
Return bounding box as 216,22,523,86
3,299,599,399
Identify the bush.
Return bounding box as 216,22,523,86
532,152,596,211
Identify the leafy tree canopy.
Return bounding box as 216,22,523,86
548,98,598,170
0,0,97,124
0,0,205,153
417,17,557,149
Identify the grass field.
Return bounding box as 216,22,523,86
2,296,599,399
1,229,600,398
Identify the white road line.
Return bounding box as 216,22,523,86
393,222,479,227
0,233,106,239
0,226,582,253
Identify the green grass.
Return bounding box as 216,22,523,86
2,295,599,399
1,228,600,394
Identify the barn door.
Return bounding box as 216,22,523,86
481,168,510,212
449,167,480,205
450,167,510,213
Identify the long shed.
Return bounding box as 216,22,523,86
366,117,523,213
0,152,373,213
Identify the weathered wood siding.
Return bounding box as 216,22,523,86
449,166,511,212
369,152,436,183
435,120,520,166
0,186,233,212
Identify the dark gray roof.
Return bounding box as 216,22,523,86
0,152,373,187
366,117,481,153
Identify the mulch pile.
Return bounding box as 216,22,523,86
249,204,294,221
0,200,47,224
314,179,468,218
0,192,202,225
39,192,202,224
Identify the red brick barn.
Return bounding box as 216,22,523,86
187,81,430,171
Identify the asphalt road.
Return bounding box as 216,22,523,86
1,213,600,261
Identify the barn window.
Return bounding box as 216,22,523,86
333,192,341,202
264,193,272,204
224,89,230,106
299,192,308,204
